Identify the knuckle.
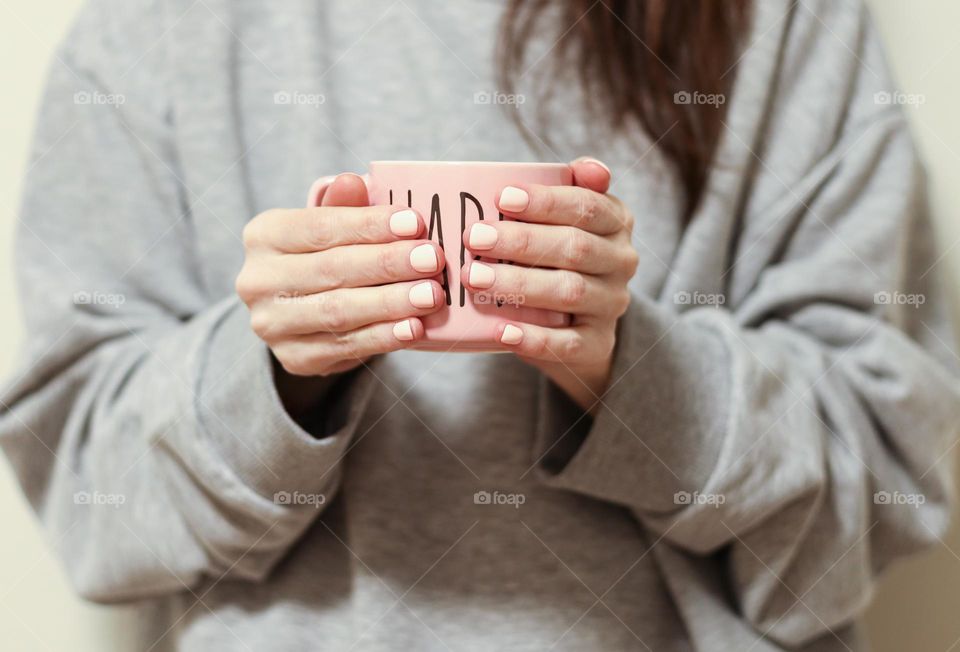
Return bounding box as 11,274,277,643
527,334,549,358
509,267,529,299
375,245,402,280
540,189,559,217
357,209,387,242
278,353,314,377
564,231,593,267
512,224,534,259
235,263,277,301
576,194,599,228
307,215,335,250
234,267,258,301
614,289,631,316
241,222,255,248
295,207,342,251
249,311,273,340
337,331,381,362
561,333,586,360
241,218,265,248
557,271,587,308
314,252,343,290
349,329,386,359
331,332,359,358
319,293,349,331
622,247,640,276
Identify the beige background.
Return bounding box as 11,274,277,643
1,1,958,650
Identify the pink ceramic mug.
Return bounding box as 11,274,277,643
307,161,572,352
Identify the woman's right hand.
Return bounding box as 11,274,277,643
236,174,446,378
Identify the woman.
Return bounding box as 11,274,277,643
2,0,958,650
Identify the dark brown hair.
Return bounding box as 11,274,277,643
498,0,752,219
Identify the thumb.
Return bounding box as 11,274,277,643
320,173,370,207
569,157,611,194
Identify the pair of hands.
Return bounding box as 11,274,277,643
236,158,639,412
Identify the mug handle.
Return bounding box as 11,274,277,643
307,173,372,207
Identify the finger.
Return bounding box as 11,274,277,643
463,220,628,274
494,322,593,363
320,173,369,207
495,183,626,235
278,240,444,292
250,205,424,253
273,318,425,375
265,280,445,336
570,157,611,194
461,261,628,317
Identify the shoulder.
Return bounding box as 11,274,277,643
745,0,904,133
757,0,892,96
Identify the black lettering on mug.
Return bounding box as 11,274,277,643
459,192,483,307
428,193,452,306
497,211,505,265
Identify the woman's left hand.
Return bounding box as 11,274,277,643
461,157,639,413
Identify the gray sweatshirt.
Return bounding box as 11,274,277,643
2,0,959,650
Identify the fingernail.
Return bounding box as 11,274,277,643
499,186,529,212
580,157,611,174
410,243,438,273
393,320,415,341
409,282,436,308
469,261,495,289
469,223,498,250
389,209,419,237
501,324,524,345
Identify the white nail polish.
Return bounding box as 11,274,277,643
469,262,495,289
389,209,419,237
469,223,498,249
409,282,435,308
501,324,524,345
393,320,415,341
499,186,529,212
409,243,438,273
580,157,611,174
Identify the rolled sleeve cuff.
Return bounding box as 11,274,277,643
532,296,730,513
195,298,378,499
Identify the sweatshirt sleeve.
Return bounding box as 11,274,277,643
532,3,960,648
0,0,377,602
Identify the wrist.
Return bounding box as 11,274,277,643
534,358,612,415
270,355,346,430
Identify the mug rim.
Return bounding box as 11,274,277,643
370,160,570,169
